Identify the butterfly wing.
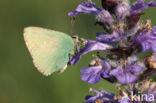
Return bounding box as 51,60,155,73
24,27,74,76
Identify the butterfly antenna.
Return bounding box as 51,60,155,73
70,16,76,36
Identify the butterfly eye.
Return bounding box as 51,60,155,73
72,35,78,39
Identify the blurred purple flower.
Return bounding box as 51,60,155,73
150,26,156,36
80,59,112,84
135,27,156,53
70,40,112,65
131,0,156,14
118,98,140,103
96,31,120,43
85,88,141,103
85,88,115,103
110,60,144,84
96,30,127,45
67,0,156,102
68,1,101,16
116,3,129,22
145,88,156,102
118,98,131,103
96,10,114,26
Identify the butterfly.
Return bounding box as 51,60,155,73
24,27,75,76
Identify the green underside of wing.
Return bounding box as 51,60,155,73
24,27,75,76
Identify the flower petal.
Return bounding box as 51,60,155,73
141,42,151,52
87,74,101,84
110,65,138,84
101,60,111,70
68,1,101,16
129,65,144,73
80,66,103,84
131,0,156,14
96,33,117,43
152,44,156,52
135,29,156,53
81,74,91,82
101,71,110,78
96,10,114,26
96,31,119,44
118,98,131,103
148,0,156,6
117,72,138,84
80,66,102,74
70,40,112,65
101,60,112,78
85,88,115,103
81,73,101,84
110,66,122,76
129,56,138,63
116,3,130,22
151,26,156,36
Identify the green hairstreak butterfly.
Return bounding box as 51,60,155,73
24,27,75,76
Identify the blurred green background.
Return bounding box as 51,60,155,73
0,0,155,103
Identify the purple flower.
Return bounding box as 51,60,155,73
80,59,112,84
145,88,156,102
135,27,156,53
96,10,114,26
85,88,115,103
131,0,156,15
151,26,156,36
115,3,130,22
118,98,140,103
96,31,119,44
67,0,156,102
68,1,101,16
69,40,112,65
81,66,102,84
118,98,131,103
96,30,127,45
139,80,156,102
110,59,144,84
85,88,142,103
